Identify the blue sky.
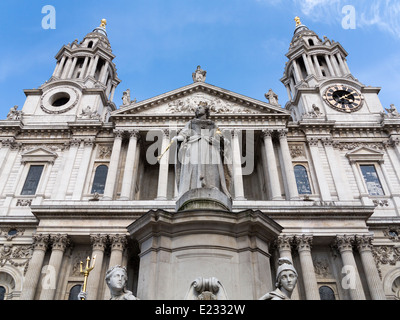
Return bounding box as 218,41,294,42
0,0,399,119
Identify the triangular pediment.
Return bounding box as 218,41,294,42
346,146,384,162
111,82,289,117
21,147,58,163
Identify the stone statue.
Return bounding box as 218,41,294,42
78,265,139,300
7,105,23,121
122,89,131,106
265,89,279,105
259,257,298,300
192,65,207,83
105,265,139,300
172,102,232,199
185,277,229,300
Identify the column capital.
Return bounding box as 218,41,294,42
90,234,108,251
84,137,95,147
276,235,295,251
261,129,273,138
334,234,355,252
307,136,320,147
69,138,82,148
278,129,288,139
128,129,140,139
355,235,374,252
50,234,70,252
294,234,313,252
32,233,50,251
161,129,170,138
113,129,125,139
109,234,127,251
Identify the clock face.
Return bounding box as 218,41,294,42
323,85,364,113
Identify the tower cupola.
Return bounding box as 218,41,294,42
49,19,120,102
281,17,353,101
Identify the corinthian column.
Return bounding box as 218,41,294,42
103,234,127,300
276,235,299,299
39,234,70,300
334,235,366,300
156,129,170,200
355,235,386,300
120,130,140,200
261,130,281,200
20,234,50,300
294,234,320,300
103,130,124,200
232,129,245,200
86,234,108,300
278,130,299,200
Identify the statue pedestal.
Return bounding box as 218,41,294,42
175,188,232,212
128,208,282,300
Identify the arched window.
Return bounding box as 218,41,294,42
68,284,82,300
308,39,314,46
91,165,108,194
88,41,93,48
294,165,312,194
319,286,336,300
0,286,6,300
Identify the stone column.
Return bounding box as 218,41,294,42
312,55,323,77
294,235,320,300
79,57,89,79
307,137,332,201
55,56,66,78
55,138,80,200
261,130,281,200
156,129,171,200
334,235,366,300
120,130,139,200
89,55,100,77
276,235,299,299
324,54,336,77
39,234,70,300
292,60,302,83
103,130,124,200
103,234,127,300
86,234,108,300
336,53,348,75
100,61,110,83
232,129,245,200
302,53,312,76
20,234,50,300
66,57,78,79
355,235,386,300
61,57,72,79
278,130,299,200
72,138,95,200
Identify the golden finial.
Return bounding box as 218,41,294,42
100,19,107,28
295,16,301,27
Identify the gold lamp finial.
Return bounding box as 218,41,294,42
295,16,301,27
100,19,107,28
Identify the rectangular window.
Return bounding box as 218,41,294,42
360,165,384,196
21,165,44,195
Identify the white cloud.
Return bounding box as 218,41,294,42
291,0,400,39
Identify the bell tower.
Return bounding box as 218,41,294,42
21,19,121,123
281,17,384,123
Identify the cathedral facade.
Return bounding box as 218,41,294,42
0,18,399,300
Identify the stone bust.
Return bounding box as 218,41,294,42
259,257,298,300
105,265,139,300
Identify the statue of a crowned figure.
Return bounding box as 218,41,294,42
172,102,233,211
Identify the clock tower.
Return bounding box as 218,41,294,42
281,17,384,124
